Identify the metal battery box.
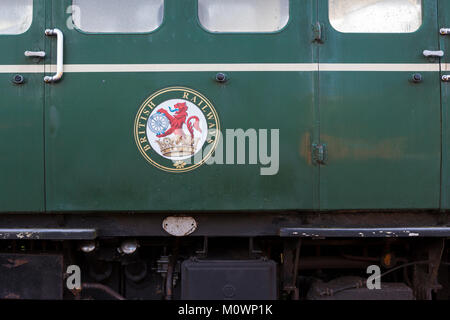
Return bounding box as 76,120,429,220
181,259,277,300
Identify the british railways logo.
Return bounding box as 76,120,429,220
134,87,220,172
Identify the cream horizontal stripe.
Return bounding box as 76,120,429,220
320,63,440,72
442,63,450,72
0,65,45,73
55,63,441,73
0,63,443,73
59,63,319,72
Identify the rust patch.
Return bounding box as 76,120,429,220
300,132,312,165
2,258,29,269
321,135,407,160
3,293,20,299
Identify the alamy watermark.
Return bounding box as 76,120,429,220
366,265,382,290
182,129,280,176
66,265,81,290
65,264,382,292
66,5,79,30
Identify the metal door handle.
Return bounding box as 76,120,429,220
423,50,444,58
442,75,450,82
24,51,46,58
44,28,64,83
440,28,450,35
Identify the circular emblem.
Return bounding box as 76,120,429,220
134,87,220,173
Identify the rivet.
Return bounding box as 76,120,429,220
12,74,24,85
215,72,228,83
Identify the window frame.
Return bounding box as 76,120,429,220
196,0,291,34
70,0,166,35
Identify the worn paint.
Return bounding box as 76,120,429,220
321,135,407,161
300,132,313,166
2,258,29,269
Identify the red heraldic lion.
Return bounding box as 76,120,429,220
156,102,202,138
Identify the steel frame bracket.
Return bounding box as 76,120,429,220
280,227,450,238
0,228,97,240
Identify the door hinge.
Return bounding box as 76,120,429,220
312,143,327,165
313,22,324,43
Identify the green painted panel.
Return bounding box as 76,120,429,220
439,0,450,208
318,0,441,209
46,0,317,212
0,1,45,212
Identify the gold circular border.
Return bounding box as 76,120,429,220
134,86,221,173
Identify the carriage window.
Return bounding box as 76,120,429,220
0,0,33,35
198,0,289,33
72,0,164,33
329,0,422,33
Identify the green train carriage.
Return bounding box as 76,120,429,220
0,0,449,300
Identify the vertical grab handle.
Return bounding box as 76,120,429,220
44,28,64,83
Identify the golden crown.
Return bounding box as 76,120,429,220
155,136,200,157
